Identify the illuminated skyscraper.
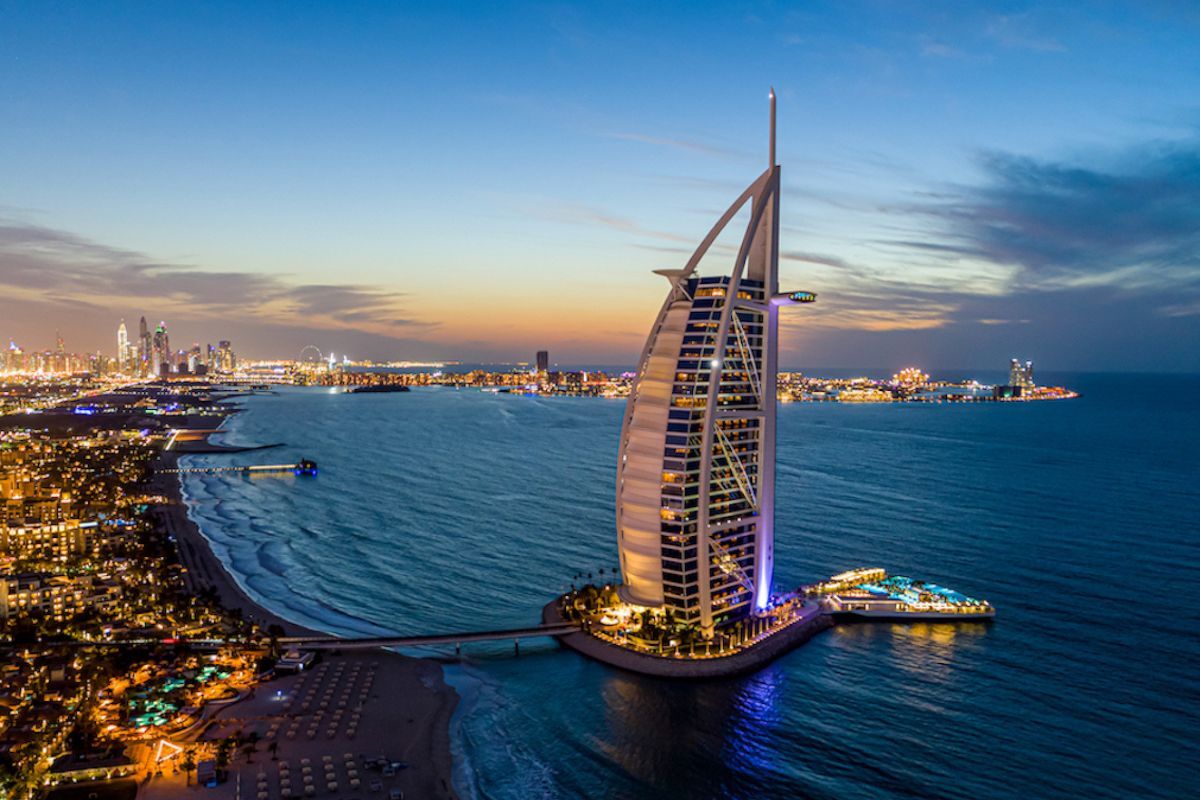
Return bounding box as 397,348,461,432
214,340,235,373
116,320,129,372
615,91,813,634
1009,358,1034,389
536,350,549,374
186,343,202,373
152,322,170,376
138,317,151,374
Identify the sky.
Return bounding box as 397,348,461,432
1,1,1198,372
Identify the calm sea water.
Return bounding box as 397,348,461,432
179,374,1200,800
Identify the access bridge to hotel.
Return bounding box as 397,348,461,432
18,622,582,658
277,622,580,655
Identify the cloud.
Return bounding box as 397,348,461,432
914,140,1200,302
602,132,746,159
918,36,967,59
0,218,432,349
782,251,857,270
977,318,1030,325
535,202,693,244
768,133,1200,370
985,13,1066,52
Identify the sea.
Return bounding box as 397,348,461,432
177,372,1200,800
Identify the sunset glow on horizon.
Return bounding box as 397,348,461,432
2,2,1197,371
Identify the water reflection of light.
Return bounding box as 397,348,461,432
592,664,790,798
888,622,990,684
827,621,990,690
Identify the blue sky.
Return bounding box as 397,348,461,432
1,1,1198,370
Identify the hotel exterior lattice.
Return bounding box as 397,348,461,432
615,91,812,635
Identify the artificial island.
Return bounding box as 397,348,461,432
544,91,993,677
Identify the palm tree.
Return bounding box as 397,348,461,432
267,624,284,657
182,752,196,786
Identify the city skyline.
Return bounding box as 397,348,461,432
2,315,239,378
2,2,1198,372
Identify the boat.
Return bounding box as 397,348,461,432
806,568,995,620
343,385,411,394
293,459,318,476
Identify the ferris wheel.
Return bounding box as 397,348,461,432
299,345,324,364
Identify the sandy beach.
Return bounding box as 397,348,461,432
150,450,459,799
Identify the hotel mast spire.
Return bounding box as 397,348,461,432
769,87,776,167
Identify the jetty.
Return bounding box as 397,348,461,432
158,459,318,476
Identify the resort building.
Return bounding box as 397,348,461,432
615,90,812,635
0,572,121,621
0,520,92,562
1009,358,1034,389
47,751,136,787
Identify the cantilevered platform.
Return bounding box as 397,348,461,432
542,597,832,679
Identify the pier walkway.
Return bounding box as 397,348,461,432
159,463,306,475
277,623,580,651
9,623,581,655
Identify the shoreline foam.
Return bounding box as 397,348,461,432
153,438,460,798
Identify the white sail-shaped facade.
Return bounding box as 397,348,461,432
616,92,807,633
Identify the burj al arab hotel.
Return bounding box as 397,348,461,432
615,90,814,636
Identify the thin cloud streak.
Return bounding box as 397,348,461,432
985,13,1066,52
602,131,749,160
0,218,430,335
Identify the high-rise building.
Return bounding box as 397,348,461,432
214,340,236,373
138,317,151,374
53,331,66,373
186,343,202,374
3,340,23,373
1009,358,1034,389
116,320,129,372
615,90,812,635
152,322,170,375
536,350,549,374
